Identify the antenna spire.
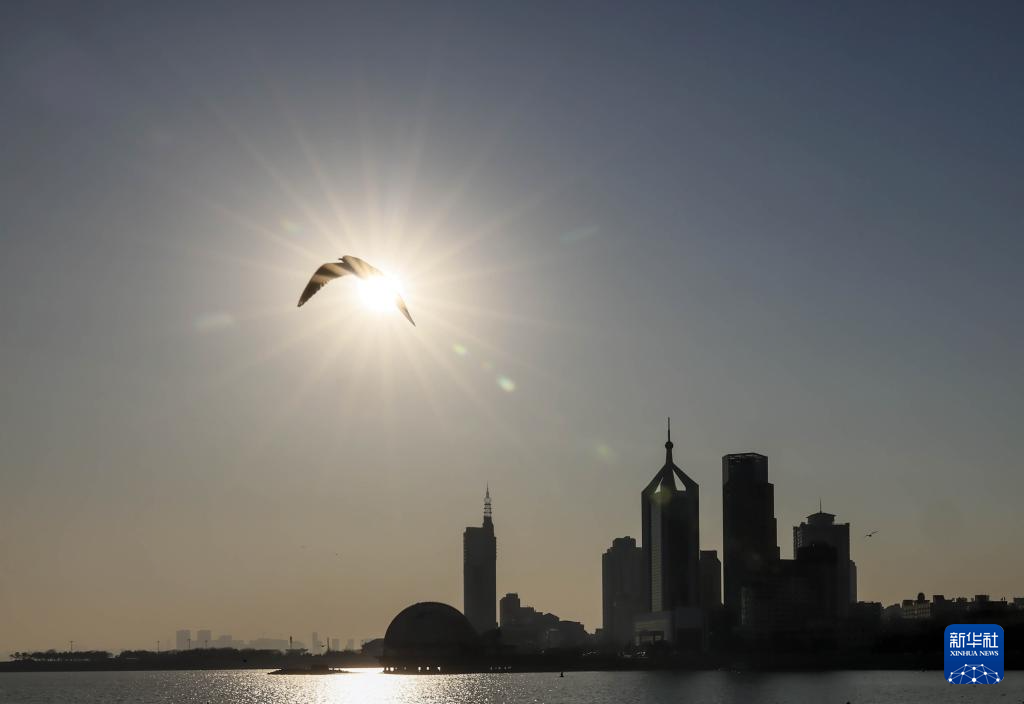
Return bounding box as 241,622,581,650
664,417,674,463
483,485,492,522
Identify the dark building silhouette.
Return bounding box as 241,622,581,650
602,537,645,647
722,452,779,620
699,550,722,609
463,488,497,634
636,420,702,647
499,592,522,629
361,638,385,658
642,421,700,611
739,543,840,638
381,602,481,673
793,507,855,618
792,544,840,628
499,592,590,651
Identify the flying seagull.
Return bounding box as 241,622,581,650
865,530,879,538
297,255,415,326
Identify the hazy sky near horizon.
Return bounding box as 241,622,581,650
2,1,1023,653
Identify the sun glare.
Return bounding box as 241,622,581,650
357,274,406,314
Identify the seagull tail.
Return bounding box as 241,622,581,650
396,298,416,326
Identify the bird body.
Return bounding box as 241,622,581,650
298,255,415,326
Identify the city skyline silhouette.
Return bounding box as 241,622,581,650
9,424,1021,658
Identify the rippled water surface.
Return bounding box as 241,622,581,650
1,668,1020,703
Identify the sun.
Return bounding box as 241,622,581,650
356,274,406,314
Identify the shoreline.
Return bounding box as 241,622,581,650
3,664,1019,674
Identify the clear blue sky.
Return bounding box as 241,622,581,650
1,1,1022,652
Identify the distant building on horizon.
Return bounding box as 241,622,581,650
175,629,190,651
722,452,779,620
635,420,702,648
793,507,856,617
463,487,497,634
211,634,244,649
196,629,211,648
248,637,294,651
602,536,645,647
883,593,1023,623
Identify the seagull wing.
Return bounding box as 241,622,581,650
342,255,416,326
297,262,352,307
395,295,416,326
341,255,384,280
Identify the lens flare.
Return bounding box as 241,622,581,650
357,275,406,314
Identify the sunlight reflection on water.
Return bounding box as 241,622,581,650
1,668,1022,704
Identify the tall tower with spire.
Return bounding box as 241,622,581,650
463,487,497,634
641,419,701,616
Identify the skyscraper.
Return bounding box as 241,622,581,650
642,421,699,612
793,507,855,618
196,629,211,648
635,420,702,647
463,487,497,634
175,629,191,651
602,536,645,647
722,452,779,619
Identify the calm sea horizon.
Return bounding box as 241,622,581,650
0,668,1020,703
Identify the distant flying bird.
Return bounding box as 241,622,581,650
865,530,879,538
297,255,415,326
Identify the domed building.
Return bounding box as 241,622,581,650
381,602,482,673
